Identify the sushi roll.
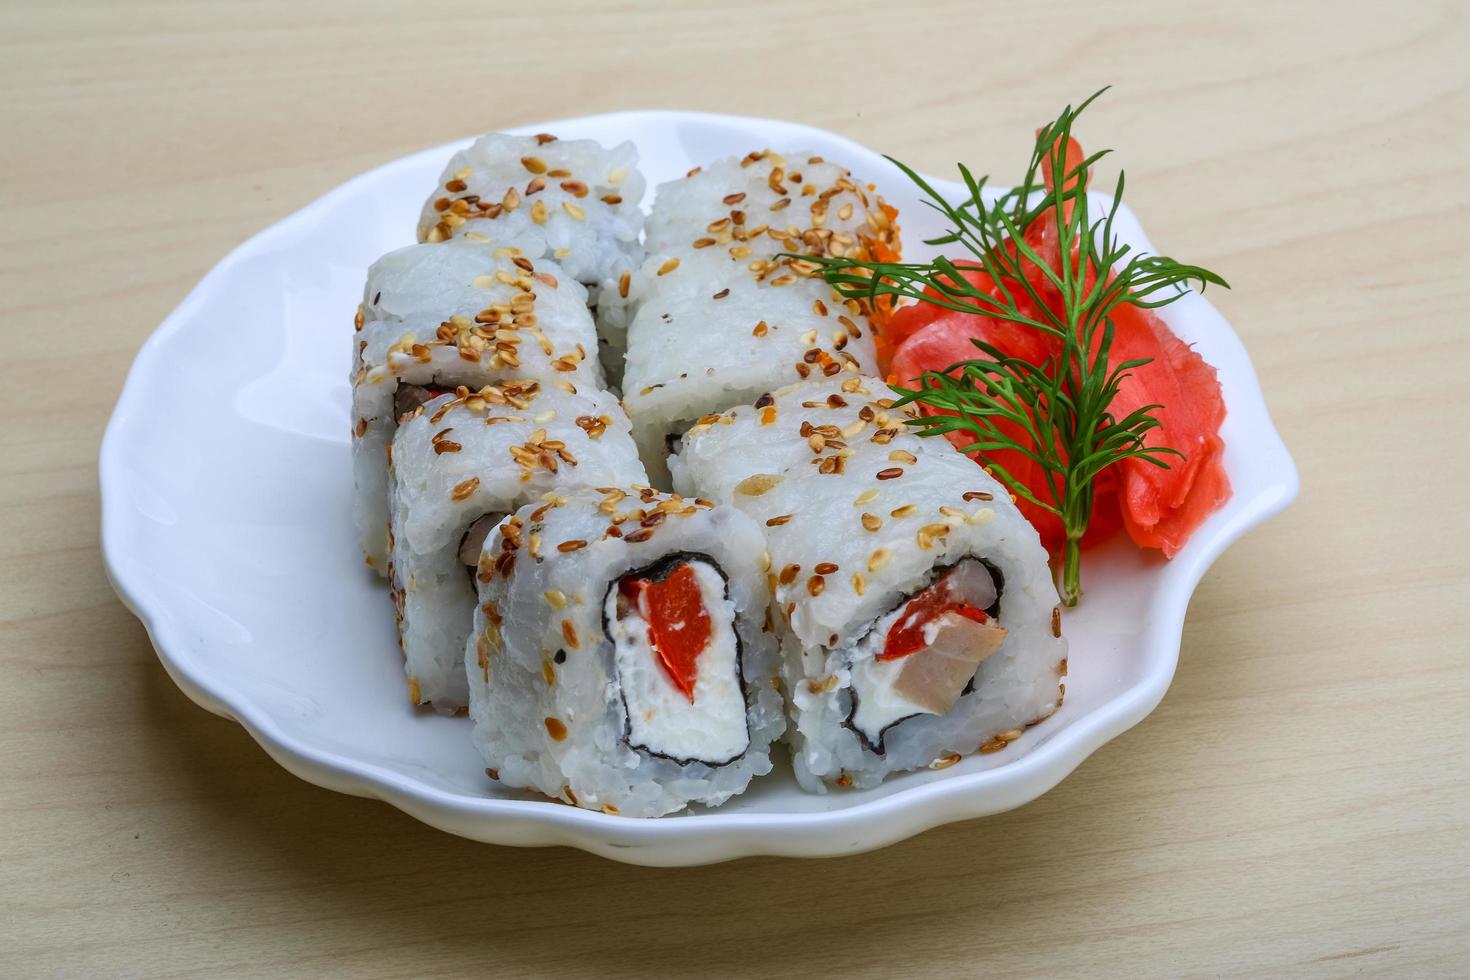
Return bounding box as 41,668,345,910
351,241,601,573
614,150,900,486
467,488,784,816
620,249,878,486
671,376,1067,791
388,383,646,711
418,131,646,378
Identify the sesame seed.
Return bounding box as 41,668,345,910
929,753,962,770
752,320,769,337
963,490,994,502
618,271,631,298
814,562,838,575
861,513,882,532
529,200,548,224
712,288,730,300
451,477,479,501
888,450,918,464
657,257,680,276
521,156,547,174
560,180,588,197
562,201,586,221
851,572,866,595
766,514,794,527
876,467,904,480
853,489,879,506
868,548,890,572
557,539,587,553
722,192,746,205
1052,607,1062,637
544,717,568,741
807,575,825,596
734,473,782,496
779,563,800,585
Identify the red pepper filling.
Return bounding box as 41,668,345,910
619,563,712,702
879,577,990,662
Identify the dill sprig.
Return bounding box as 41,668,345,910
799,90,1227,605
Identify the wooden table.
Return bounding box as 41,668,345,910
4,1,1466,975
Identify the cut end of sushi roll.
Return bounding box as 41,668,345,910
466,489,784,816
605,554,749,766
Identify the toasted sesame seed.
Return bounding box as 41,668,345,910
876,467,904,480
760,405,777,424
723,192,746,205
1052,607,1062,637
559,180,588,197
778,563,800,586
851,572,866,595
529,200,548,225
814,562,838,575
929,753,962,770
963,490,994,502
734,473,782,496
807,575,825,596
618,271,631,298
657,257,680,276
521,156,547,174
562,201,586,221
861,513,882,532
557,539,587,553
853,489,879,506
752,320,768,337
888,449,918,464
766,514,794,527
978,737,1007,754
451,477,479,501
868,548,890,572
712,288,730,300
544,717,568,740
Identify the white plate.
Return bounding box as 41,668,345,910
100,110,1297,866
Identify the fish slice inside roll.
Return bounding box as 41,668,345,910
846,558,1006,752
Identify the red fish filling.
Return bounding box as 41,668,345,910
879,570,991,662
619,563,712,702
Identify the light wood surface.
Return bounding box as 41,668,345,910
3,1,1467,976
